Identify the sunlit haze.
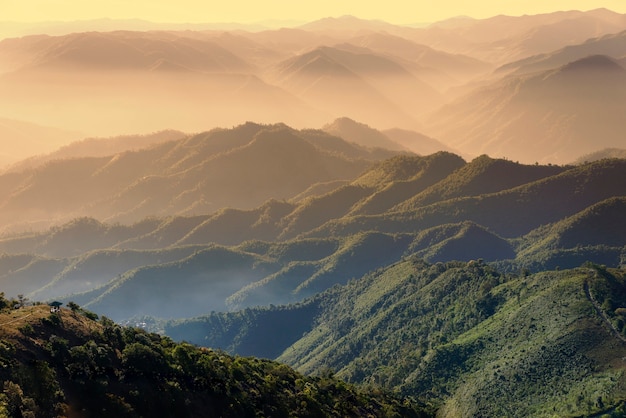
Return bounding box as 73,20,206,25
2,0,626,24
1,1,626,167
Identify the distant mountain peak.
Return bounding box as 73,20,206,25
559,54,625,74
322,117,407,151
298,15,399,32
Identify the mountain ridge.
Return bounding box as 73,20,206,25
0,123,394,233
0,154,623,322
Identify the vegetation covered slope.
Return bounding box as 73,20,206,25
0,155,624,322
166,260,626,417
0,297,427,418
0,122,395,233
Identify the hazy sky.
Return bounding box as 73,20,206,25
2,0,626,24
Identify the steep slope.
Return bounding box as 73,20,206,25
237,232,415,307
382,128,456,156
168,261,626,417
409,9,626,64
0,300,425,417
498,29,626,76
408,221,515,262
277,185,373,240
513,197,626,271
427,55,626,164
348,152,466,216
395,155,565,209
5,130,186,173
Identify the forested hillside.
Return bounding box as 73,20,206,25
0,297,426,417
166,260,626,417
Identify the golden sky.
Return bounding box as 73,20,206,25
2,0,626,24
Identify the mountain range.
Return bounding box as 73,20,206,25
3,9,626,163
0,123,399,232
1,9,626,417
426,54,626,163
0,118,83,167
0,125,623,321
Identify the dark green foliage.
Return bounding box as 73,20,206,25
0,306,427,418
394,154,565,210
0,292,10,312
84,245,281,319
349,152,466,215
166,301,321,359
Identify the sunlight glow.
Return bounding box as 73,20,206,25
2,0,626,24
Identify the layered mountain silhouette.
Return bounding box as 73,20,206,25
2,10,626,164
166,261,626,417
323,117,408,151
497,29,626,75
0,123,396,232
0,146,623,321
4,130,186,172
409,8,626,64
322,117,455,156
1,9,626,418
269,45,440,129
427,55,626,163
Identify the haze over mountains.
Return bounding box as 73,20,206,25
0,8,625,417
427,54,626,163
2,9,626,164
0,124,623,321
0,123,399,232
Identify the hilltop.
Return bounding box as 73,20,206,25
0,297,426,417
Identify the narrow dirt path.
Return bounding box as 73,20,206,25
0,312,33,327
